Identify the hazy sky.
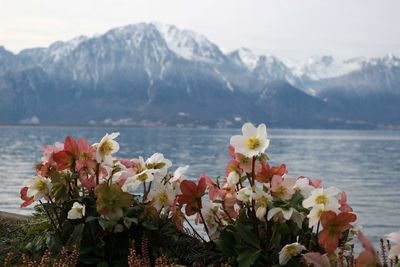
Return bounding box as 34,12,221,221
1,0,399,60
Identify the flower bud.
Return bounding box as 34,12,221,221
227,171,240,186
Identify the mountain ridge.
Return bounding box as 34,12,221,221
0,22,399,128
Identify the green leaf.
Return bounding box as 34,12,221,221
95,183,133,221
125,205,144,218
215,229,237,257
98,218,117,231
50,172,70,203
46,232,62,252
142,219,158,230
237,248,262,267
289,191,304,207
235,223,260,249
79,255,104,265
66,223,85,249
85,216,98,222
123,217,138,228
96,261,109,267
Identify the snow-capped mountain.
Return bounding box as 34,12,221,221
291,55,365,80
154,23,226,64
228,48,260,71
0,22,399,128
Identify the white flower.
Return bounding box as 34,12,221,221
253,188,272,221
230,122,270,158
303,187,340,228
199,201,220,240
170,165,189,183
279,242,306,265
67,202,85,219
267,207,304,228
94,132,120,166
147,179,176,211
227,171,240,186
24,175,52,201
237,186,253,203
302,187,340,211
121,169,156,192
386,231,400,259
293,178,314,198
146,153,172,179
307,204,325,227
256,206,267,221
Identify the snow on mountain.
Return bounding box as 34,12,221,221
228,47,300,88
228,47,259,71
367,53,400,67
291,55,365,80
1,22,400,127
46,36,88,62
153,22,225,64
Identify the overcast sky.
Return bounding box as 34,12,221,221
1,0,399,60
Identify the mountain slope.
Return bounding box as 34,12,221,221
0,22,399,128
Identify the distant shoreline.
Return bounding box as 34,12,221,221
1,123,400,131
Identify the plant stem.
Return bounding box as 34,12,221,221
184,217,207,243
199,210,212,242
251,156,256,186
250,156,259,236
95,163,100,186
316,221,321,243
39,200,62,239
48,198,62,228
142,182,147,202
222,205,234,223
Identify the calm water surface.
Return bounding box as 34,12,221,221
0,126,399,243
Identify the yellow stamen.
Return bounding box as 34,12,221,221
99,140,113,155
315,195,328,205
157,191,169,205
34,179,47,192
286,244,298,256
258,196,268,206
275,186,287,198
137,173,148,182
246,137,261,150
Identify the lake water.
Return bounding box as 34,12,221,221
0,126,399,244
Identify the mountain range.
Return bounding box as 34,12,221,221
0,22,399,128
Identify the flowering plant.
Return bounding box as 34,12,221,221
21,133,187,265
20,122,397,266
184,123,360,266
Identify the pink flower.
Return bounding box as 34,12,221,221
309,178,322,188
303,252,331,267
79,171,96,190
75,138,96,172
270,175,295,200
356,230,381,267
227,145,258,173
118,158,137,169
386,231,400,260
53,136,79,171
256,161,287,183
228,145,236,159
42,142,64,164
38,142,64,176
225,160,241,177
177,176,207,216
236,153,256,173
318,211,357,253
338,192,353,213
201,175,225,201
20,187,34,208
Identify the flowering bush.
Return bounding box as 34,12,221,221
20,122,399,266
